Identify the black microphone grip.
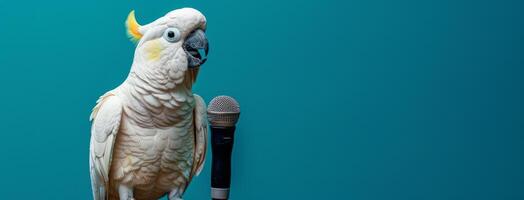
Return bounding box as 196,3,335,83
211,126,235,200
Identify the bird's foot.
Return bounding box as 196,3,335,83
118,185,134,200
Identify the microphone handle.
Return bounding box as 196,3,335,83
211,126,236,200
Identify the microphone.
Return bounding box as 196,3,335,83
207,96,240,200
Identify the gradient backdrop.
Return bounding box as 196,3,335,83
0,0,523,199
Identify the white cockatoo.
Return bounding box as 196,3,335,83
89,8,209,200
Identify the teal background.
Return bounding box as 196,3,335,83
0,0,523,199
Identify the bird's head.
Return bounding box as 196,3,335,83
126,8,208,87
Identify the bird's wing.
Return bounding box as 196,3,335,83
89,92,123,200
191,94,208,177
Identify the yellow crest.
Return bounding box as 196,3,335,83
126,10,142,43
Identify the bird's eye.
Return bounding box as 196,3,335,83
163,28,181,43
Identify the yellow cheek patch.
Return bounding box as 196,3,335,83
145,39,163,61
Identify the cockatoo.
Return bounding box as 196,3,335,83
89,8,209,200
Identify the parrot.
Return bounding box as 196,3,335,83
89,8,209,200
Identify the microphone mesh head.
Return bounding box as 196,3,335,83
207,96,240,127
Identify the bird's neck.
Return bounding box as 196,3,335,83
119,72,196,128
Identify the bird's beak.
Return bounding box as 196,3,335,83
183,29,209,68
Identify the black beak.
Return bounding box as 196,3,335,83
183,29,209,68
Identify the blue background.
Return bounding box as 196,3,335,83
0,0,523,199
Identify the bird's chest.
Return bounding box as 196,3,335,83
124,122,193,158
123,88,196,128
111,117,195,186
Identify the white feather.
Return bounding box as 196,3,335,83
89,92,123,200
